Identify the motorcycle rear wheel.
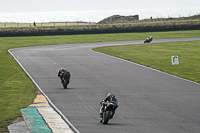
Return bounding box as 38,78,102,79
63,79,68,89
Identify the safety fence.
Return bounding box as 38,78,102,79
0,22,95,28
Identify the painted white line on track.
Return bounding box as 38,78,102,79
8,49,80,133
90,48,200,86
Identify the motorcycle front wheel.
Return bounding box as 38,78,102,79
102,111,111,124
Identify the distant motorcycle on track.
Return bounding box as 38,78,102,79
144,38,151,43
57,68,71,89
60,72,70,89
144,36,153,43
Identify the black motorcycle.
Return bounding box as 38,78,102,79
59,72,71,89
144,38,151,43
100,101,118,124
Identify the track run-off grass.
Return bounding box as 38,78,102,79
93,40,200,83
0,30,200,132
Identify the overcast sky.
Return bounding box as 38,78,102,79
0,0,200,13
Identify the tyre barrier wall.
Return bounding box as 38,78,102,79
1,24,200,37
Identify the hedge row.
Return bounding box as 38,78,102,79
0,22,200,37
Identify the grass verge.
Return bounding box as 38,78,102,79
0,30,200,132
93,40,200,83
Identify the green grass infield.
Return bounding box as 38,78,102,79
93,40,200,83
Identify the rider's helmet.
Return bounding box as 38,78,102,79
61,68,66,71
58,68,66,73
58,68,65,70
107,93,112,97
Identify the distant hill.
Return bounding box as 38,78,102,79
97,14,200,24
97,15,139,24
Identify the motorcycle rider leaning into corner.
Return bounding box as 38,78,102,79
149,36,153,41
100,93,119,120
57,68,67,83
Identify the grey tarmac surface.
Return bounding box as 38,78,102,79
10,38,200,133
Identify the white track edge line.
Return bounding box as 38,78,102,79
90,48,200,86
8,49,80,133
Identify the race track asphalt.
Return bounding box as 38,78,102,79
10,38,200,133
